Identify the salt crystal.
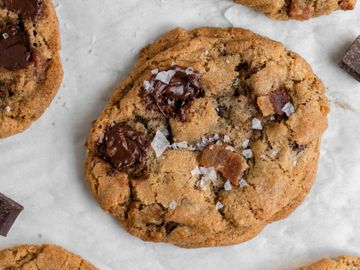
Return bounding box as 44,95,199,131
199,167,217,180
198,178,207,191
225,146,235,152
215,202,224,210
281,102,295,117
151,130,170,157
171,141,188,149
155,70,176,84
216,141,223,146
239,178,248,188
143,80,153,93
242,139,250,149
269,116,275,121
224,180,232,191
243,149,253,159
4,106,11,113
2,33,9,40
191,167,201,176
204,50,209,56
151,68,159,75
252,118,263,130
224,135,231,143
169,201,177,210
185,67,194,75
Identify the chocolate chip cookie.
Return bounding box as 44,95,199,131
0,0,63,138
234,0,357,20
0,244,97,269
84,27,329,248
299,257,360,270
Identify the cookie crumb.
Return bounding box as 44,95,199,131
224,180,232,191
215,201,224,210
151,130,170,157
242,149,253,159
252,118,263,130
281,102,295,117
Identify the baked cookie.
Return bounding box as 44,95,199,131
0,244,97,269
299,256,360,270
85,27,329,248
233,0,357,20
0,0,63,138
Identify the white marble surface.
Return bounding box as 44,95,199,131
1,1,360,269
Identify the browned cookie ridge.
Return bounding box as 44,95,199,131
85,27,329,248
299,256,360,270
233,0,357,20
0,0,63,138
0,244,97,269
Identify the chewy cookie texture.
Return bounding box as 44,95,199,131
234,0,357,20
0,0,63,138
299,256,360,270
85,27,329,248
0,244,97,270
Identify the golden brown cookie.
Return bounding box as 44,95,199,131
0,244,97,270
299,256,360,270
233,0,357,20
0,0,63,138
84,27,329,248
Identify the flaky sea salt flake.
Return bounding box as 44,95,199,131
215,201,224,210
242,139,250,149
224,135,231,143
239,178,248,188
151,130,170,157
151,68,159,75
185,67,194,75
169,201,177,210
4,106,11,113
252,118,263,130
243,149,253,159
191,167,201,176
281,102,295,117
224,180,232,191
2,33,9,40
155,70,176,84
225,146,235,152
143,80,153,93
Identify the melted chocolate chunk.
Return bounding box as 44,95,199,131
339,36,360,82
3,0,44,21
0,193,23,237
270,90,290,115
0,23,31,70
165,222,178,235
141,66,203,121
98,123,149,171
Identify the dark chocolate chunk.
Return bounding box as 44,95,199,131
270,90,290,115
0,193,23,237
98,123,149,171
339,36,360,82
0,23,31,71
165,222,178,235
3,0,44,21
141,66,203,121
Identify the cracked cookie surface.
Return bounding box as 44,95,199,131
299,256,360,270
0,244,97,270
0,0,63,138
233,0,357,20
84,27,329,248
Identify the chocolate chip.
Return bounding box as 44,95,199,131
0,23,31,71
98,123,149,171
3,0,44,21
291,142,306,153
270,90,290,115
141,66,203,121
0,193,23,237
339,36,360,82
165,222,178,235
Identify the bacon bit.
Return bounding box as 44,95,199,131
199,144,246,185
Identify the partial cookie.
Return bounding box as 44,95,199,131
85,27,329,248
233,0,357,20
299,256,360,270
0,0,63,138
0,244,97,269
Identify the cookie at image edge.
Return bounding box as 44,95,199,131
299,256,360,269
233,0,357,20
0,244,97,269
0,0,63,138
85,27,329,248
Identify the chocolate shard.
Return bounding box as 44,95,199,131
339,36,360,82
0,193,23,237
